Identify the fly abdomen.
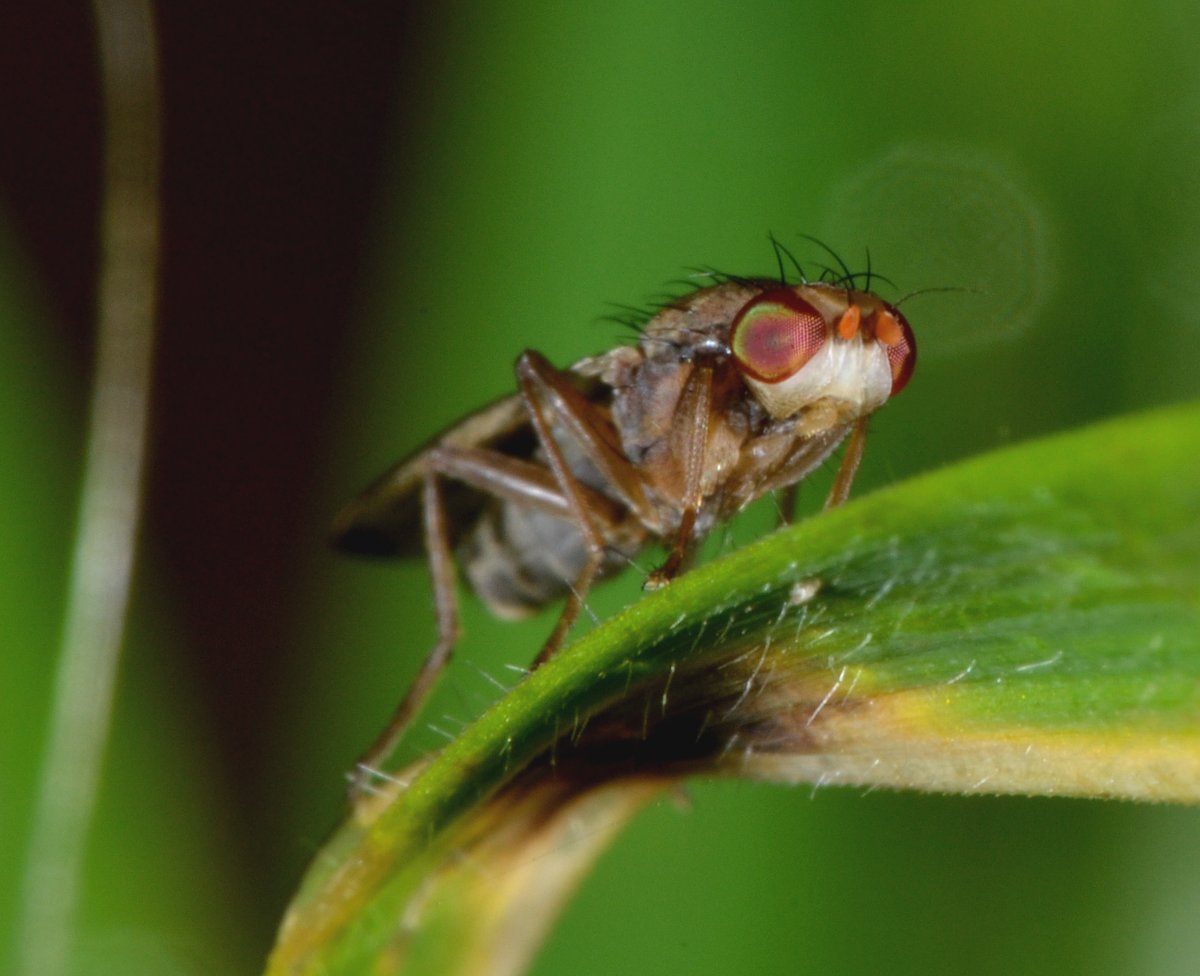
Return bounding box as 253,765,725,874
460,503,602,619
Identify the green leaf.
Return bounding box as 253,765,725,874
267,402,1200,976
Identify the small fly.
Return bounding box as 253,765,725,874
333,245,917,794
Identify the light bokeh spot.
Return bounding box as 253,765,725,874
822,145,1052,358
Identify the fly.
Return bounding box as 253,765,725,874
333,249,917,795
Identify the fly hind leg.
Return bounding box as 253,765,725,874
347,444,628,798
513,351,657,667
350,349,653,797
515,354,611,667
348,468,460,800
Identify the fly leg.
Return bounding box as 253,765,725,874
645,360,714,589
824,415,869,508
349,469,458,799
347,447,626,798
514,351,660,667
777,485,798,526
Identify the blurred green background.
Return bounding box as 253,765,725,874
3,1,1199,974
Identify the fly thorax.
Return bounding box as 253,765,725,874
611,358,690,462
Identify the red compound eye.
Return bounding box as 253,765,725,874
876,306,917,395
730,290,828,384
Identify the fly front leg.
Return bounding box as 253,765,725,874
349,469,459,800
645,360,714,590
824,415,870,509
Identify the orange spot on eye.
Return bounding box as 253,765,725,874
875,309,903,346
837,305,861,340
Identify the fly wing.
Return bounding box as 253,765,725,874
331,394,535,558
